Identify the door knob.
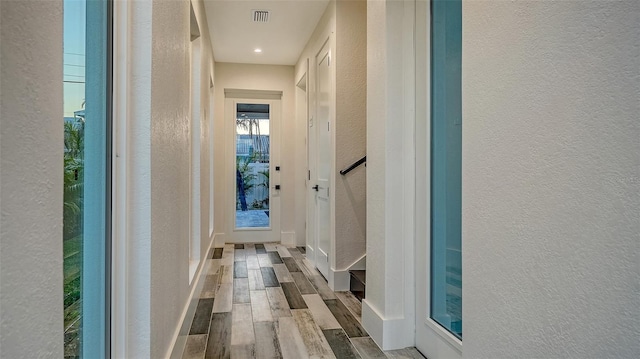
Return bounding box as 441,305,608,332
312,185,319,191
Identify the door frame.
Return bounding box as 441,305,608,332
294,61,316,263
224,89,282,243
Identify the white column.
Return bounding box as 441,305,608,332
363,0,416,350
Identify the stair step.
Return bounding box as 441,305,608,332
349,270,366,302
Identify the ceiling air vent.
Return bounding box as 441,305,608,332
252,10,270,23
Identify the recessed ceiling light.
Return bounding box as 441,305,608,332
254,48,262,53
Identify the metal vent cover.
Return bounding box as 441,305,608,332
252,10,270,23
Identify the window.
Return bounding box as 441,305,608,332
430,0,462,339
63,0,112,356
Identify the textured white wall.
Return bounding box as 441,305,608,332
148,0,191,357
114,1,215,356
139,0,216,357
463,1,640,358
213,62,296,242
0,1,64,357
334,0,367,270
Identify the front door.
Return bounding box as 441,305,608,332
313,39,332,278
226,96,281,243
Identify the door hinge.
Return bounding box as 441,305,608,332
327,121,330,132
308,170,311,180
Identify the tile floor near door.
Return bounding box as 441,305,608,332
182,243,425,359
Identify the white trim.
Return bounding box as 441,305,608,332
401,0,417,351
328,268,350,291
281,231,296,246
188,260,199,284
328,252,367,290
225,96,282,243
235,227,271,232
111,0,153,357
362,299,415,350
224,88,282,99
188,33,202,285
312,33,335,280
348,253,366,271
305,246,316,267
424,318,463,353
295,59,309,89
295,62,309,250
213,232,226,248
208,78,215,238
111,1,129,357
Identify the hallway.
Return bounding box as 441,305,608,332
2,0,638,357
180,243,424,359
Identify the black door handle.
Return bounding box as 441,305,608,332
312,185,319,191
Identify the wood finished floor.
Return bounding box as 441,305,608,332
182,243,426,359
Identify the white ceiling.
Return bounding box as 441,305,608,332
204,0,330,66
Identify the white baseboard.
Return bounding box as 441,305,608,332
328,253,367,291
305,246,315,265
281,231,296,247
296,232,306,247
362,299,415,350
213,232,226,248
328,268,351,291
167,242,214,359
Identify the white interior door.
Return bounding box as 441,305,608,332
297,64,318,266
225,96,281,243
313,40,332,278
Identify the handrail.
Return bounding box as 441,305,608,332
340,156,366,175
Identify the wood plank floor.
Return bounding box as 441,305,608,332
182,243,425,359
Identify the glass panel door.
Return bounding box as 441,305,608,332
235,103,271,229
430,0,463,339
63,0,111,356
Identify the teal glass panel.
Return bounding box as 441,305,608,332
235,103,271,228
63,0,111,357
430,0,462,339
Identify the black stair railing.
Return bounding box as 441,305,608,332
339,155,366,175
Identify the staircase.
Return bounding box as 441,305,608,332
349,270,366,301
340,157,367,302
